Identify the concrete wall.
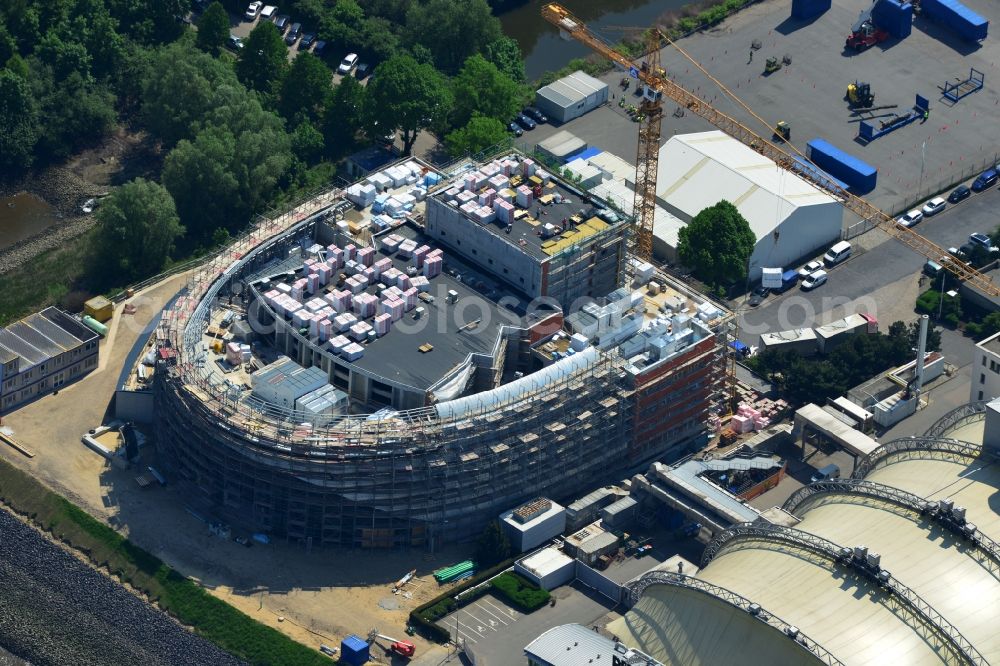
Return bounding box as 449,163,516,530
747,202,843,282
425,198,542,298
115,389,154,424
971,335,1000,402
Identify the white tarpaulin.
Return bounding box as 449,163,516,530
761,267,783,289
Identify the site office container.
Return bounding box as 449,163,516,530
806,139,877,192
921,0,988,41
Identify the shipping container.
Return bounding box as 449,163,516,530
806,138,878,192
791,0,831,19
872,0,913,38
84,296,114,323
921,0,988,41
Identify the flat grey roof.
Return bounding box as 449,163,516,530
258,224,514,394
435,179,620,263
980,331,1000,356
536,70,607,109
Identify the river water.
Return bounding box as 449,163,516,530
500,0,697,80
0,194,60,252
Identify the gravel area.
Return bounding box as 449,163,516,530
0,508,246,666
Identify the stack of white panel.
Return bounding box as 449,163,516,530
347,182,377,207
342,343,364,361
374,313,391,336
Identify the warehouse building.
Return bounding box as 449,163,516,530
515,547,575,590
535,70,609,123
641,131,844,281
0,307,100,413
587,400,1000,665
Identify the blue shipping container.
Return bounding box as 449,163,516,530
806,139,878,193
873,0,913,39
341,635,370,666
921,0,988,41
791,0,832,19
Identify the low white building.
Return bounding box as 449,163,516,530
972,331,1000,402
500,498,567,553
515,547,575,590
535,70,609,123
642,131,844,281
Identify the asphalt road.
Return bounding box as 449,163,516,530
741,183,1000,340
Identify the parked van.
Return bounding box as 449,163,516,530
810,463,841,483
971,168,998,192
260,5,277,20
823,240,852,266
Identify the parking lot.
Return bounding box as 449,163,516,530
443,584,622,666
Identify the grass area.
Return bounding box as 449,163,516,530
0,457,330,666
489,572,550,612
0,232,93,326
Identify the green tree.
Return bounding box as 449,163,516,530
90,178,184,282
359,17,399,62
450,54,522,128
677,200,756,287
318,0,363,50
322,75,365,155
0,70,39,171
405,0,501,74
35,32,92,80
31,64,116,160
236,20,288,100
365,54,452,155
141,42,237,145
290,121,324,164
279,51,331,124
196,1,229,53
163,96,291,238
485,36,525,84
908,320,941,352
475,520,511,567
108,0,187,44
445,114,508,157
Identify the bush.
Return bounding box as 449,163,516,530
489,572,550,612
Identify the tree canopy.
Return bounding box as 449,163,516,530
279,52,331,125
322,75,365,155
365,54,452,155
0,70,40,172
445,114,509,157
90,178,184,282
450,54,523,128
405,0,502,74
236,20,289,100
677,200,756,287
475,521,512,567
196,2,230,53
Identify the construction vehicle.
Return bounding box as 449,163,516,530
773,121,790,141
846,1,889,50
846,81,875,107
367,629,415,659
764,56,782,73
541,2,1000,409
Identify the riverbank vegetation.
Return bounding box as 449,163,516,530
0,0,528,324
0,456,330,666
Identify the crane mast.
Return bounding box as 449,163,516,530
540,2,1000,297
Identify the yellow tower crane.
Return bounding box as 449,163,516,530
542,2,1000,413
540,2,999,296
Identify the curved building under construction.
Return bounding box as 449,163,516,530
154,155,726,548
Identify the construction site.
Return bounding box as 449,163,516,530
150,151,728,550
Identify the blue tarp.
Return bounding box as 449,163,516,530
730,340,749,353
565,146,602,163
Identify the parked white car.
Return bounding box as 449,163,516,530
337,53,359,75
245,1,263,19
798,260,823,279
801,269,828,290
921,197,946,216
897,209,923,227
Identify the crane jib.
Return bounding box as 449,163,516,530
540,2,999,297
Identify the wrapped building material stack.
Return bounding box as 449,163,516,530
494,199,515,225
334,312,357,332
342,343,364,361
516,185,533,208
411,275,430,291
374,313,391,337
423,254,442,278
380,234,402,254
350,321,373,341
357,247,374,267
353,293,378,319
329,335,350,355
413,245,430,269
397,239,417,259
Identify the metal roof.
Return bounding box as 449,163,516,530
653,131,837,240
518,547,574,579
536,70,608,109
0,307,95,373
526,624,653,666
